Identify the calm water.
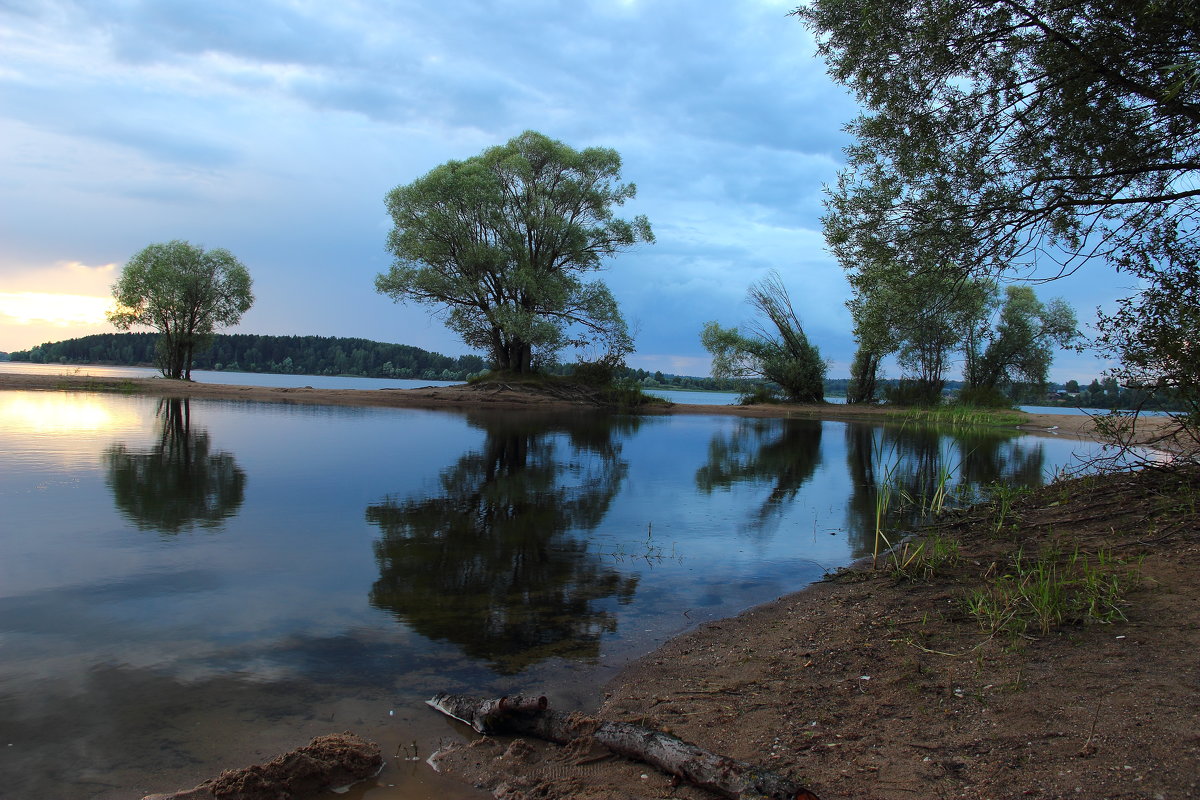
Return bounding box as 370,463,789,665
0,388,1110,799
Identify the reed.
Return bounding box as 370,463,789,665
887,406,1027,429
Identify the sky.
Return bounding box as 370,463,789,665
0,0,1128,381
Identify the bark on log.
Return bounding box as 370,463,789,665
427,692,819,800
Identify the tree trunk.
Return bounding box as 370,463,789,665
427,693,819,800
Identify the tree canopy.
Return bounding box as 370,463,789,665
965,286,1078,402
796,0,1199,280
376,130,653,374
108,240,253,380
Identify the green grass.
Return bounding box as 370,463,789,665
964,545,1143,637
886,405,1027,429
986,481,1031,532
887,534,963,582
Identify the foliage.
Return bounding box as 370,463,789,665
1093,222,1200,425
701,271,826,403
376,130,652,374
965,286,1077,400
846,345,883,403
795,0,1198,427
108,240,253,380
795,0,1199,279
843,254,993,405
842,255,1074,406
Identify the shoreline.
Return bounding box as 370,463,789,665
0,371,1149,443
7,370,1195,799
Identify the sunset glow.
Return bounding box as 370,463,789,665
0,292,112,326
0,393,139,435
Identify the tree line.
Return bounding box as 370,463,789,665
10,333,487,381
7,332,745,390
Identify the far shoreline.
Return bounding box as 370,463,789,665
0,369,1162,446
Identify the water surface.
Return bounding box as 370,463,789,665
0,389,1107,799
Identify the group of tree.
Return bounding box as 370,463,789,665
12,332,486,381
845,274,1077,406
97,131,652,385
64,2,1198,410
1043,377,1189,413
794,0,1198,420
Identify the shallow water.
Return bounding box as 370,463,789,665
0,389,1108,799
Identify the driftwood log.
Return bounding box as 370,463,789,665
140,732,382,800
427,692,819,800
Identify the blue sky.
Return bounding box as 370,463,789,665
0,0,1124,381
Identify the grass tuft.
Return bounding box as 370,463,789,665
964,545,1143,637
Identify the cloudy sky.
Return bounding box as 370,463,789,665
0,0,1123,380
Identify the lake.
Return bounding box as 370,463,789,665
0,386,1112,799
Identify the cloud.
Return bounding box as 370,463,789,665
0,1,1108,377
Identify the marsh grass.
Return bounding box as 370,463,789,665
965,545,1143,637
888,406,1027,429
873,436,968,565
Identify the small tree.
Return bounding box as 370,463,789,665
108,241,253,380
376,131,652,374
701,272,826,403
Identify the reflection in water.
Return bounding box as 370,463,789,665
695,418,823,537
0,392,138,434
366,412,640,674
842,424,1047,557
105,399,246,533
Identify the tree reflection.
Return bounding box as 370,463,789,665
365,412,640,674
105,398,246,533
842,424,1046,557
694,418,823,538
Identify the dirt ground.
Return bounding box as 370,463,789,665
4,372,1196,800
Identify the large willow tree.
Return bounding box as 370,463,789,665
376,131,653,374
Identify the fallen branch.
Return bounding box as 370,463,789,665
427,692,819,800
141,732,382,800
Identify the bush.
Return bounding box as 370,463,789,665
955,386,1015,408
884,379,944,406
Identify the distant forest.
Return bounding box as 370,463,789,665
7,332,743,389
10,333,487,381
